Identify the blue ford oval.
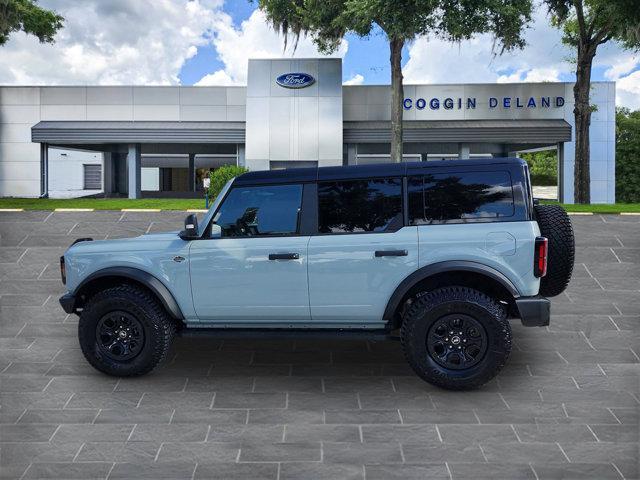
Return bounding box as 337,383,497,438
275,72,315,89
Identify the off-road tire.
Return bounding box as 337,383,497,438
400,287,511,390
78,284,175,376
534,204,574,297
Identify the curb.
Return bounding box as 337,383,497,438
120,208,162,212
55,208,94,212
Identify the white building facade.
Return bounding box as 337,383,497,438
0,58,616,203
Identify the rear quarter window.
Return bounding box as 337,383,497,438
318,178,403,233
409,171,515,224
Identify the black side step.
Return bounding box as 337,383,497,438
177,328,399,341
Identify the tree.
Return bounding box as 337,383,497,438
544,0,640,204
615,107,640,203
258,0,532,163
0,0,64,46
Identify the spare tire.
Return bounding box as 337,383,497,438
534,204,575,297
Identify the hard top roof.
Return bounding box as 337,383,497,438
233,157,527,185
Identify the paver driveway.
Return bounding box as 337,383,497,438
0,211,638,480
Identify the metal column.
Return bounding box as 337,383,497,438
188,153,196,192
557,142,565,203
458,143,470,159
237,144,246,167
127,144,141,199
39,143,49,198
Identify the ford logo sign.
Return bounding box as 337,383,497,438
275,73,315,89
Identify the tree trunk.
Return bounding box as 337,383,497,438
390,37,404,163
573,47,595,204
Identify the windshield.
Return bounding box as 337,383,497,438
198,178,234,236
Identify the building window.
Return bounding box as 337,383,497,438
318,178,403,233
408,171,515,224
213,184,303,237
83,164,102,190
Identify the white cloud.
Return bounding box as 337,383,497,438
616,70,640,109
343,73,364,85
604,54,639,81
197,9,348,85
403,10,571,85
497,67,561,83
0,0,224,85
195,70,237,86
402,8,639,108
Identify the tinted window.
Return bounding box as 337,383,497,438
318,178,403,233
408,171,514,224
214,184,302,237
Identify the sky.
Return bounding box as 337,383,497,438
0,0,638,108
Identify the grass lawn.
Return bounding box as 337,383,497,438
0,198,206,210
541,201,640,213
0,197,638,213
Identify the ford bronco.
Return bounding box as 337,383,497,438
59,158,574,389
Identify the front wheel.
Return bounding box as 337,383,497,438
400,287,511,390
78,284,175,376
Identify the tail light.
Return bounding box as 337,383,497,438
60,256,66,285
534,237,548,278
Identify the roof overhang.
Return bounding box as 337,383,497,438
343,119,572,144
32,121,246,144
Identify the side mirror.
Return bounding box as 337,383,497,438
180,214,199,240
210,224,222,239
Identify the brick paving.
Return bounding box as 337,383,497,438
0,211,638,480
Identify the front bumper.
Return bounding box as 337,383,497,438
515,295,550,327
59,293,76,314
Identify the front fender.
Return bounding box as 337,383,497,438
73,266,184,319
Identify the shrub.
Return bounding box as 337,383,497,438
616,108,640,203
208,165,249,200
520,150,558,186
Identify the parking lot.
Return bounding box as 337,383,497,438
0,210,638,480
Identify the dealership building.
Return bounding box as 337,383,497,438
0,58,616,203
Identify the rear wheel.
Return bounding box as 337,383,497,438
535,204,575,297
78,284,175,376
400,286,511,390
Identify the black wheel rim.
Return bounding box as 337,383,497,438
96,311,145,361
426,313,488,370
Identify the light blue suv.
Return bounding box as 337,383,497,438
59,159,574,389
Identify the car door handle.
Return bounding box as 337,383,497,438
268,253,300,260
375,249,408,257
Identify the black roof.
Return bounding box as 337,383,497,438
233,157,527,186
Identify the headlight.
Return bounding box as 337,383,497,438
60,256,66,285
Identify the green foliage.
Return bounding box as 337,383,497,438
0,0,64,45
545,0,640,50
521,150,558,186
616,107,640,203
208,165,249,200
258,0,532,53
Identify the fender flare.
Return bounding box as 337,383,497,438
74,266,184,319
383,260,520,321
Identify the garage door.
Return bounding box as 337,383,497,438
83,164,102,190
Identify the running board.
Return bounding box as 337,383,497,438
177,328,398,341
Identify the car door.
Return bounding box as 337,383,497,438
307,177,418,324
190,183,311,323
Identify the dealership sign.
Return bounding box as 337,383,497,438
276,73,316,89
403,96,565,110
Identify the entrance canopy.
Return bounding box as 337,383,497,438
344,119,572,144
32,121,246,144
